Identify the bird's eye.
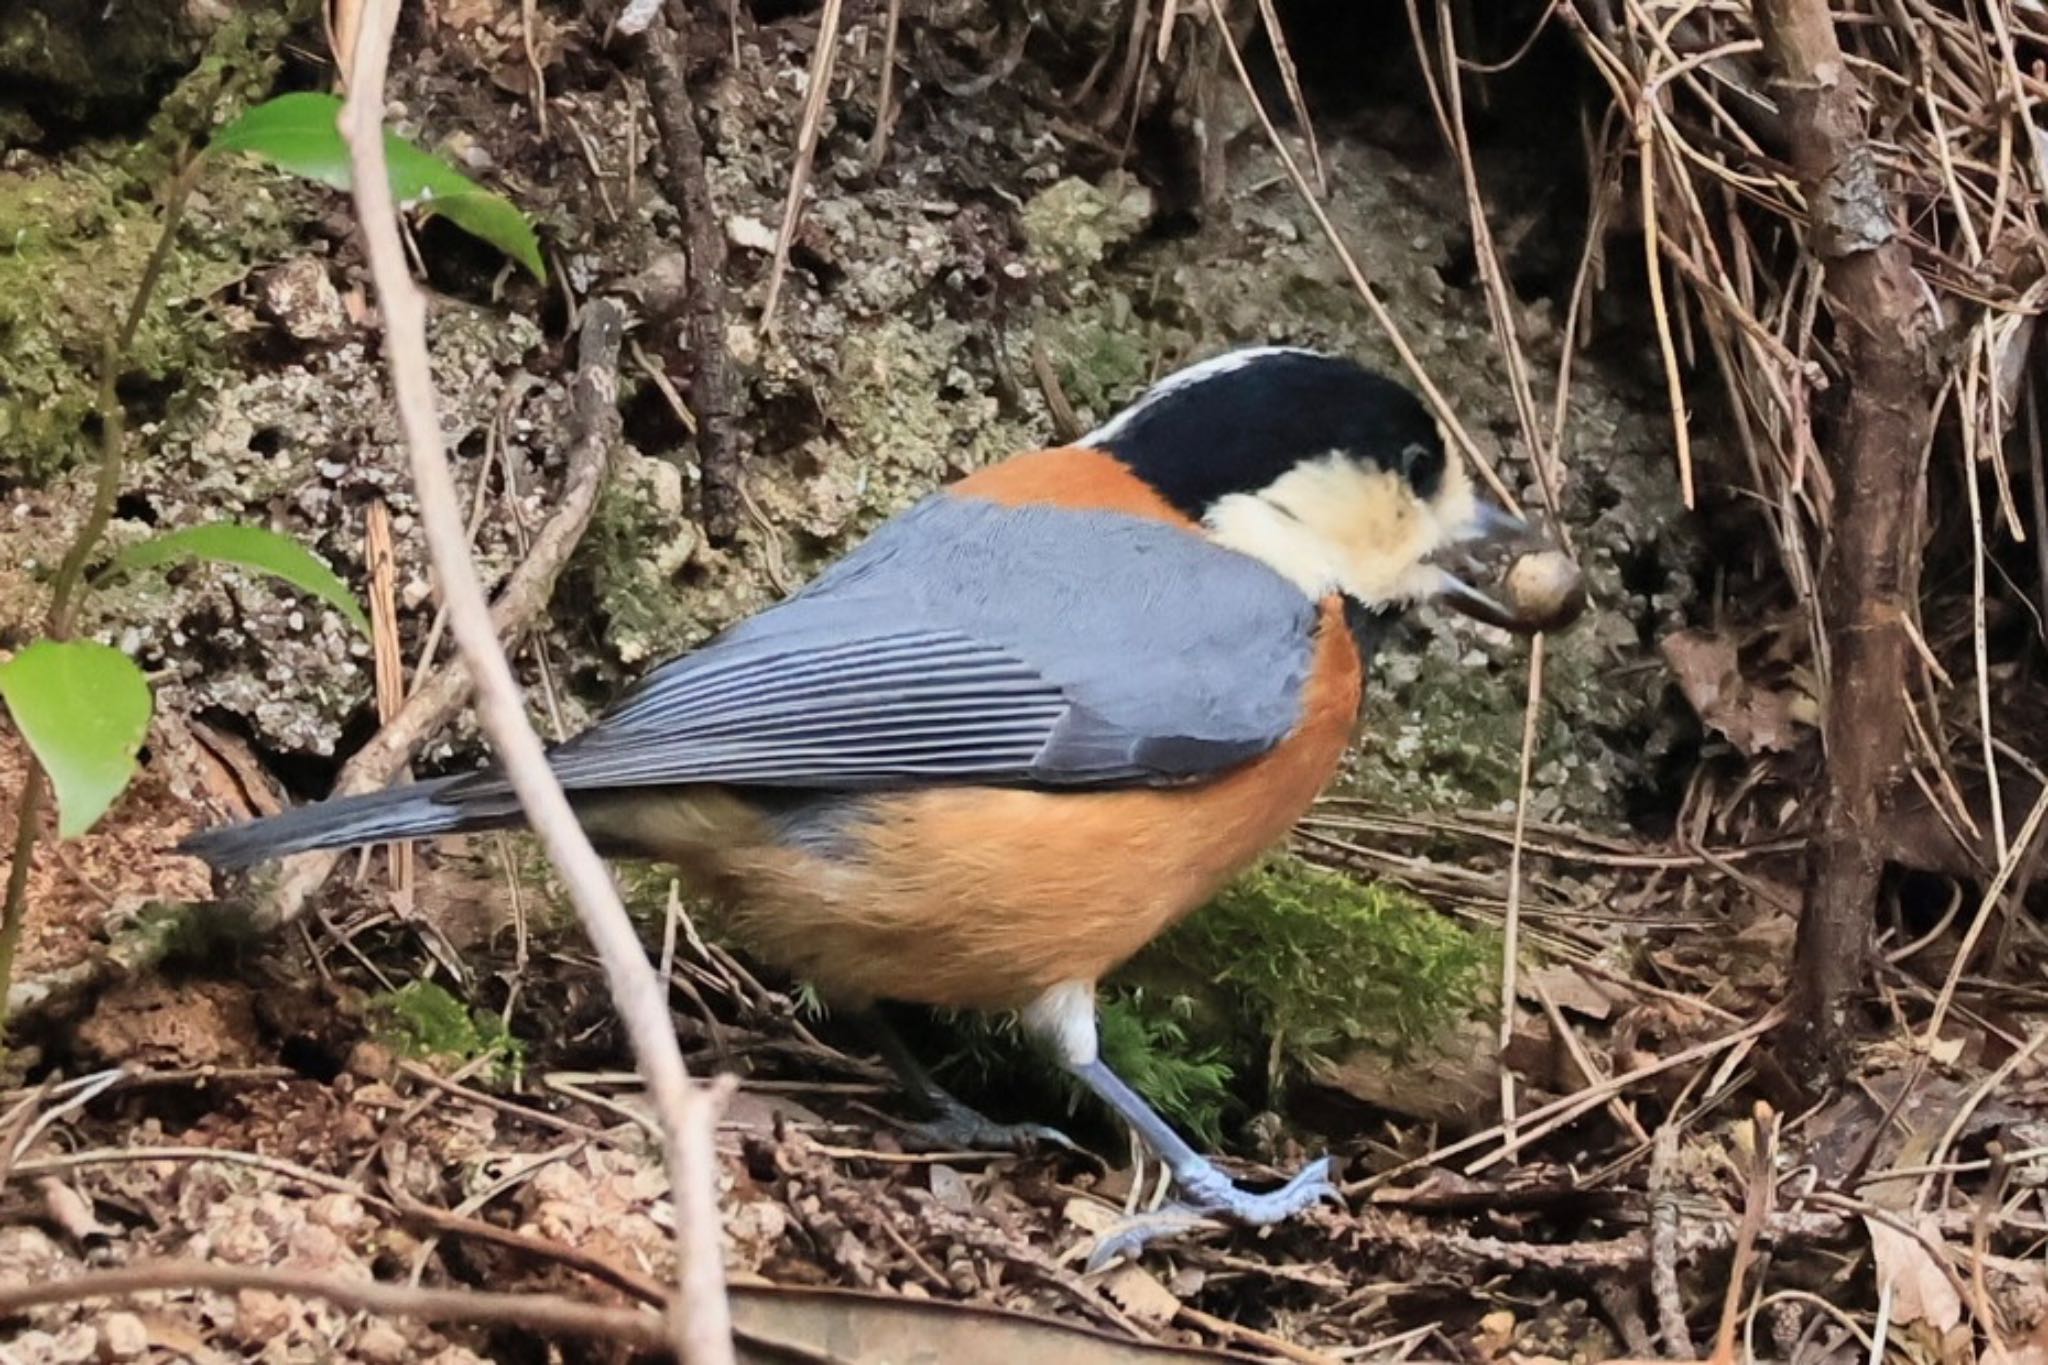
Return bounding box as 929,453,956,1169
1397,442,1429,480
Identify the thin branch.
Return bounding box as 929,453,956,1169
336,7,734,1362
641,7,743,544
1497,633,1545,1138
0,1261,668,1351
760,0,845,331
1648,1122,1697,1358
864,0,905,169
1756,0,1940,1079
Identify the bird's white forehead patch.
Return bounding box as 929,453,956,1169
1082,345,1327,447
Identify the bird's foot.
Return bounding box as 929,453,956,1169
900,1094,1080,1155
1085,1155,1341,1270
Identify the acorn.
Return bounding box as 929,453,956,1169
1502,548,1587,633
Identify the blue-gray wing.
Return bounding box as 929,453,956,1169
459,493,1327,797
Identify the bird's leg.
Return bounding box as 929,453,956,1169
1021,982,1341,1268
858,1011,1077,1154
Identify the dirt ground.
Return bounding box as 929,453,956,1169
5,1,2048,1362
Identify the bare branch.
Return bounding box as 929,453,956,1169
640,9,743,545
0,1261,668,1351
336,6,735,1361
1752,0,1939,1077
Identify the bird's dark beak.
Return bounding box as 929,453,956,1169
1426,498,1585,635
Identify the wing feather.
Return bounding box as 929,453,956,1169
441,494,1324,802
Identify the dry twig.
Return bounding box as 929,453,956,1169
760,0,845,331
1754,0,1939,1078
641,6,743,544
0,1261,668,1351
337,6,734,1359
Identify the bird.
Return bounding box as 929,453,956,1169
182,344,1572,1263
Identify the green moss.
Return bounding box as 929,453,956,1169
925,856,1492,1145
1095,991,1236,1144
929,989,1236,1145
150,899,268,975
370,980,525,1083
142,1,316,174
1033,302,1174,426
0,2,308,480
834,317,1038,486
1020,175,1155,275
1149,856,1494,1069
585,465,711,667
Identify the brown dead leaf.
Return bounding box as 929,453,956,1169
1660,629,1815,756
1519,962,1615,1020
1986,1315,2048,1365
1102,1264,1182,1328
1061,1196,1123,1235
1312,1014,1501,1129
1864,1216,1962,1331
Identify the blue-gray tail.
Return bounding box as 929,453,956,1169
178,777,511,870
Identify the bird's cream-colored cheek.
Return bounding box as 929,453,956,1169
1205,493,1343,596
1309,471,1436,605
1207,457,1472,608
1337,521,1436,604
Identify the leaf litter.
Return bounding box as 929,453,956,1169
6,0,2048,1361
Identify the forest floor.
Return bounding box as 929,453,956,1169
5,2,2048,1363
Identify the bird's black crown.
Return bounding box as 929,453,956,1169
1086,347,1445,520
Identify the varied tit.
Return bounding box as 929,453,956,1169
184,345,1583,1263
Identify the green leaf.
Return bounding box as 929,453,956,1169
211,92,546,282
111,523,369,634
0,641,153,839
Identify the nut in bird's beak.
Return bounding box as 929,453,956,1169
1426,499,1588,635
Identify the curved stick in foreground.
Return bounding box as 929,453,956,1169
336,6,736,1362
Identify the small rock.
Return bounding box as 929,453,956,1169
725,214,777,252
0,1225,67,1283
98,1313,148,1362
286,1221,349,1271
308,1192,367,1234
234,1289,294,1343
355,1322,412,1365
256,257,349,343
45,1325,99,1365
628,250,692,319
211,1210,276,1265
346,1039,397,1082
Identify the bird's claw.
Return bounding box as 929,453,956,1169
901,1097,1081,1155
1084,1155,1342,1271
